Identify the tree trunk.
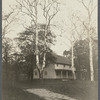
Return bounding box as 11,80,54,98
80,0,95,81
40,24,47,79
71,40,76,80
35,1,40,79
38,53,46,79
89,36,94,81
88,16,94,81
37,68,43,79
42,53,46,70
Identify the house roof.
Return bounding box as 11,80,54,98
53,54,71,65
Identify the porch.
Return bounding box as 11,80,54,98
55,70,73,79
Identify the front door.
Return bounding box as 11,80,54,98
63,71,66,79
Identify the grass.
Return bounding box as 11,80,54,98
2,84,44,100
2,80,98,100
45,81,98,100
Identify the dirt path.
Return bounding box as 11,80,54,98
24,88,78,100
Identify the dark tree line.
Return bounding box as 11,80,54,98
63,38,98,81
2,27,56,82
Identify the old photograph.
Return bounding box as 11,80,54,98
2,0,98,100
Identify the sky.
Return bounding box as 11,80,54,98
2,0,97,55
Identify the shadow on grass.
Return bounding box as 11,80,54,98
2,85,45,100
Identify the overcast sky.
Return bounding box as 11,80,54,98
2,0,97,55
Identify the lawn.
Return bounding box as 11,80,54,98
2,80,98,100
2,83,44,100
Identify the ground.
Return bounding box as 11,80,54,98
2,80,98,100
25,88,76,100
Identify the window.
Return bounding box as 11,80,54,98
44,71,47,75
68,71,72,76
35,71,37,75
56,71,60,76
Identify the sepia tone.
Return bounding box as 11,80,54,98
2,0,98,100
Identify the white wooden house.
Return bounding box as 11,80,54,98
33,54,76,79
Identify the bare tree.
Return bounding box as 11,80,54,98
2,7,19,80
2,7,18,40
16,0,42,79
39,0,59,78
16,0,59,79
77,0,97,81
57,17,84,80
61,0,97,81
69,14,87,80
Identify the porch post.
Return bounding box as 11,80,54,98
61,71,62,79
66,71,68,79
